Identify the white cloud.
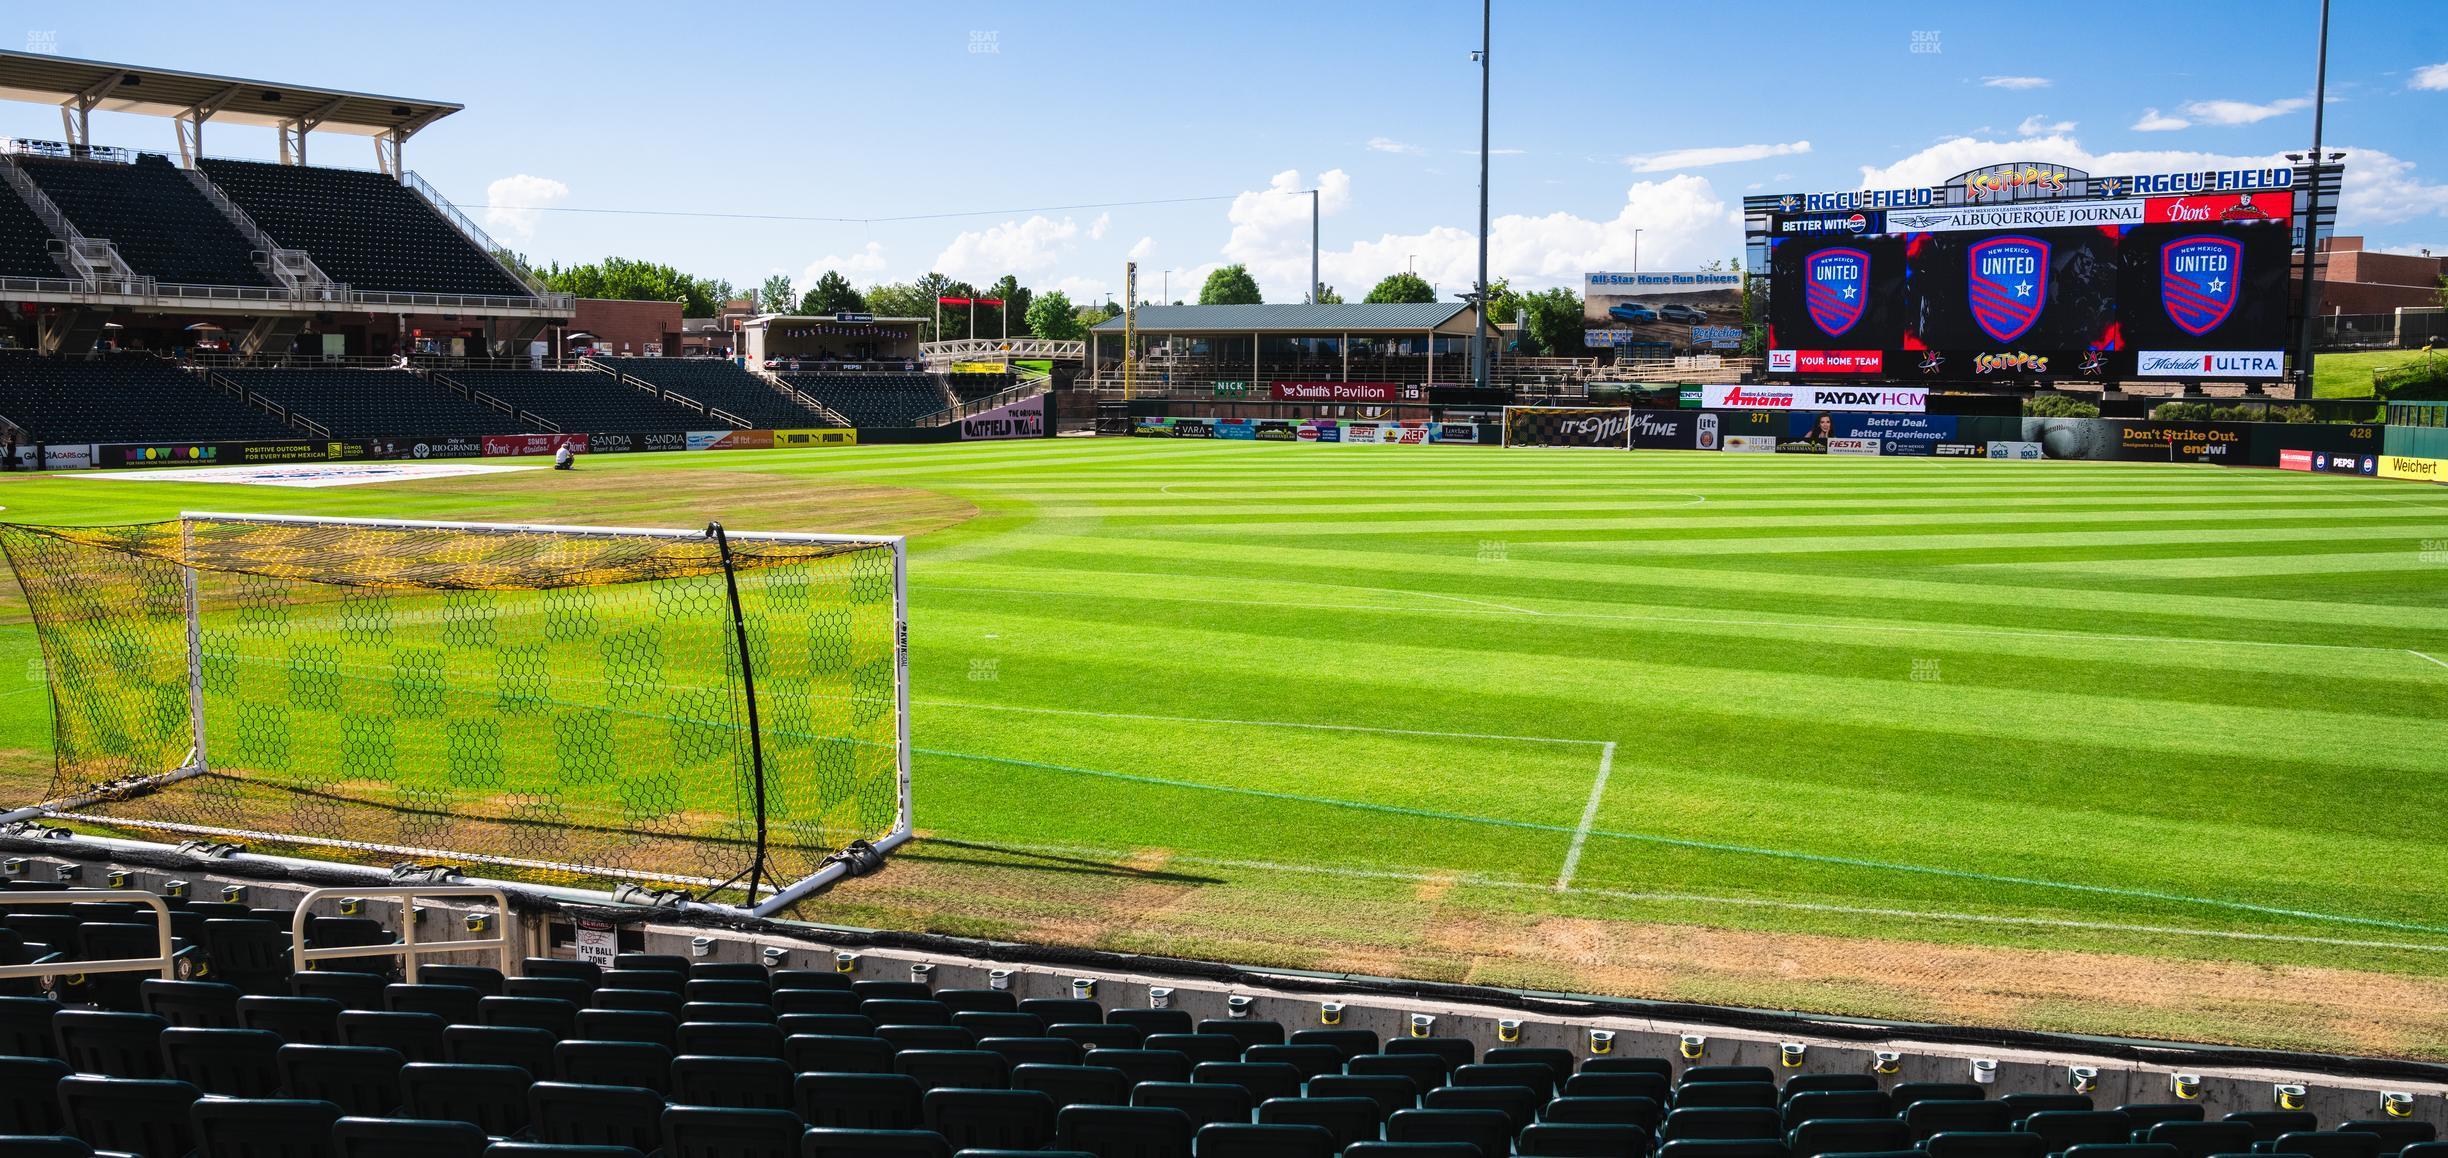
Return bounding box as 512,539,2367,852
1127,236,1156,260
799,241,887,290
1982,76,2050,90
1050,275,1110,303
1855,135,2448,226
1366,137,1423,155
2414,63,2448,91
1089,213,1111,241
482,174,567,240
1624,140,1809,172
932,214,1086,281
2132,107,2190,132
2182,97,2310,125
1218,168,1353,298
1208,165,1736,301
2017,114,2076,135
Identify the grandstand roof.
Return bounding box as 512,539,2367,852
0,49,461,136
1091,303,1476,334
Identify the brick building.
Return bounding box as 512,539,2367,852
558,298,684,358
2313,236,2447,315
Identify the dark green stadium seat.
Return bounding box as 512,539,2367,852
893,1049,1009,1092
56,1076,201,1158
1107,1009,1193,1036
675,1020,783,1060
1927,1131,2051,1158
293,972,389,1012
1386,1107,1512,1155
55,1011,169,1079
1140,1034,1238,1066
672,1055,793,1109
479,997,578,1038
0,1056,70,1134
1423,1083,1540,1132
1906,1099,2019,1138
1519,1122,1655,1157
1131,1081,1251,1131
239,997,343,1046
975,1035,1080,1067
160,1027,284,1097
1009,1063,1133,1112
1781,1074,1880,1099
277,1045,405,1117
400,1062,532,1136
573,1010,676,1052
140,981,242,1030
443,1025,556,1075
1256,1095,1381,1149
786,1034,896,1074
484,1144,644,1158
527,1081,663,1153
420,967,505,996
1678,1081,1776,1110
332,1115,488,1158
796,1073,926,1131
1196,1122,1336,1158
800,1127,950,1157
1685,1066,1776,1085
660,1104,804,1158
553,1040,672,1093
922,1088,1056,1151
1079,1048,1190,1086
1304,1074,1416,1121
337,1012,446,1063
1790,1118,1915,1158
1189,1060,1302,1105
189,1096,341,1158
1054,1105,1192,1158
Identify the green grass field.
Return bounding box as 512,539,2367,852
4,440,2448,1054
2313,348,2442,398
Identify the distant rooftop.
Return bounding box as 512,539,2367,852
1092,303,1478,333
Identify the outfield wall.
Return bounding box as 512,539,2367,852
21,425,865,471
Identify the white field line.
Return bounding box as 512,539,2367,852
1555,741,1616,891
913,698,1606,747
2413,650,2448,671
958,838,2448,955
916,582,2439,665
1416,591,1542,615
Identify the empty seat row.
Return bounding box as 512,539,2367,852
197,157,534,298
217,369,512,437
16,153,274,288
0,357,297,442
591,357,843,428
441,370,711,433
775,372,951,427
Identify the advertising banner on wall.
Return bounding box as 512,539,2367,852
2248,422,2382,468
773,428,858,448
1701,384,1928,412
1583,270,1746,352
100,440,374,469
2020,418,2249,463
483,434,589,458
689,430,774,451
581,432,689,454
960,394,1047,440
1268,381,1423,403
38,444,94,470
1503,407,1630,448
2379,455,2448,483
366,435,485,460
1624,410,1713,450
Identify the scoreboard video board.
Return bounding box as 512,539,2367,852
1748,163,2327,382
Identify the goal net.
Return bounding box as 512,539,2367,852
0,512,909,912
1501,406,1633,448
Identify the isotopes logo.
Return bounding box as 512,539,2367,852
1804,248,1869,337
2161,234,2243,336
1967,235,2049,343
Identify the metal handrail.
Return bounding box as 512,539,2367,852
288,885,512,982
397,170,556,297
0,888,176,983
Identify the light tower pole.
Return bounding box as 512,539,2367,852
1471,0,1490,392
2293,0,2333,390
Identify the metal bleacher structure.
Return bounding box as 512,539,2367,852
0,49,570,364
0,846,2442,1158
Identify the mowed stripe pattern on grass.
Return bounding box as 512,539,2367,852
835,442,2448,950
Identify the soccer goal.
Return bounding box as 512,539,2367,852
1501,405,1633,448
0,512,910,917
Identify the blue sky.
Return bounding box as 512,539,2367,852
7,1,2443,305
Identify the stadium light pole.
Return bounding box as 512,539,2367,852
2293,0,2332,390
1471,0,1490,392
1311,188,1322,303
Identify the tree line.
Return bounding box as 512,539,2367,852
537,256,1646,356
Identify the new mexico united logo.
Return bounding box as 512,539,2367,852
1804,247,1869,337
1967,235,2048,344
2161,234,2242,337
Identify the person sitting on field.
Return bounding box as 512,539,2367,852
554,443,575,471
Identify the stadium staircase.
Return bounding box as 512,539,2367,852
590,357,849,428
1,866,2442,1158
12,153,275,290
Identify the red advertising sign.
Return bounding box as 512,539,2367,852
2145,193,2289,226
482,433,590,457
1269,381,1422,403
2278,448,2315,472
1784,350,1885,374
